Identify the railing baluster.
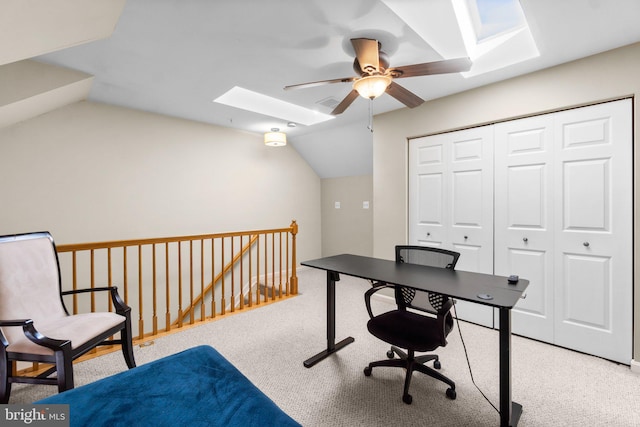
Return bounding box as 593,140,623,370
221,238,226,315
152,244,158,336
248,235,253,307
230,236,235,312
90,249,95,312
123,246,128,304
138,245,144,340
108,247,113,311
239,236,244,310
285,232,290,295
263,234,268,303
178,242,183,328
279,232,283,298
200,239,205,321
211,238,216,318
165,242,170,331
72,251,78,314
188,241,193,324
270,232,275,301
256,234,260,305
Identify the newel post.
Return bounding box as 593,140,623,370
289,220,298,295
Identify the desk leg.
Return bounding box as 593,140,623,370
304,271,355,368
499,308,522,426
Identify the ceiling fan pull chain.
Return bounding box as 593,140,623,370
368,98,374,133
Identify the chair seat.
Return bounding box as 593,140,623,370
6,312,125,356
367,310,440,352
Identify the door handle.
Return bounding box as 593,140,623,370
583,242,590,247
523,237,528,243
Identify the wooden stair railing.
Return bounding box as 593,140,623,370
55,221,299,342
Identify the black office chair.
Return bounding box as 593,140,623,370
363,245,460,404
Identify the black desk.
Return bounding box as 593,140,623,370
301,254,529,427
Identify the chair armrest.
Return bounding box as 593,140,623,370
435,298,455,347
62,286,131,316
23,320,72,351
364,282,394,319
0,319,70,351
0,319,31,348
61,286,113,295
0,319,32,327
438,298,454,315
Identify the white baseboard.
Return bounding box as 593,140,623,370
630,359,640,374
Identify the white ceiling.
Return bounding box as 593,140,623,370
36,0,640,178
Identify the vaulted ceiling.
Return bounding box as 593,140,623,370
5,0,640,177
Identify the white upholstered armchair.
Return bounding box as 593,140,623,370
0,232,135,403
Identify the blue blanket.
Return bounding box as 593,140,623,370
37,345,300,427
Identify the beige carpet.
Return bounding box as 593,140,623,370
9,268,640,426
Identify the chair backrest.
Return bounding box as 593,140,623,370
394,245,460,314
0,232,68,344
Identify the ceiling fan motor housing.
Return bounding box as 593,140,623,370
354,50,390,75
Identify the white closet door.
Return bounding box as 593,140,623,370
494,115,555,342
553,99,632,364
409,135,450,248
409,127,494,326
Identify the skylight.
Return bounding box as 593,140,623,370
453,0,539,76
213,87,334,127
381,0,539,78
469,0,526,42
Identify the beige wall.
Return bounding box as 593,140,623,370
0,0,126,66
0,101,322,262
373,42,640,362
321,175,373,257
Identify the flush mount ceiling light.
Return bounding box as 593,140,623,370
352,75,392,99
264,128,287,147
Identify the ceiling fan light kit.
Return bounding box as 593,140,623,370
353,75,392,99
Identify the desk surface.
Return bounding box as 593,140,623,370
302,254,528,309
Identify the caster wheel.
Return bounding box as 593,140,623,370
364,366,372,376
434,360,441,369
402,394,413,405
446,388,457,400
386,350,395,359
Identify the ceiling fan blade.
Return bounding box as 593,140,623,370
386,82,424,108
390,57,472,79
284,76,356,91
331,90,360,115
351,38,380,74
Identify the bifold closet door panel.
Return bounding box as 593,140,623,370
552,99,632,364
494,114,555,343
409,127,494,327
409,136,450,248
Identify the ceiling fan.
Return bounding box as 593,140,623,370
284,38,472,115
